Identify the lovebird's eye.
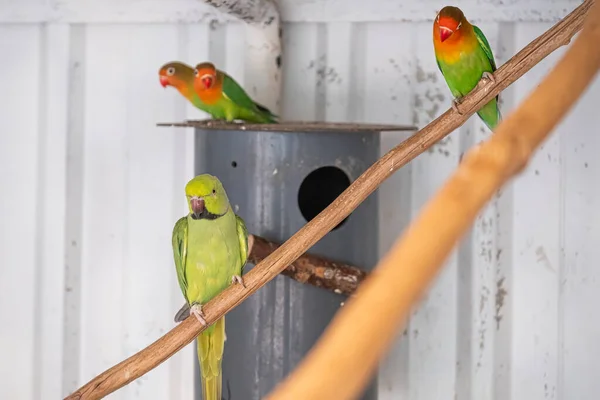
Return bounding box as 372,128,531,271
212,189,216,194
167,67,175,76
193,69,199,77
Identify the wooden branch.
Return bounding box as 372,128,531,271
265,1,600,399
64,1,593,398
251,235,368,296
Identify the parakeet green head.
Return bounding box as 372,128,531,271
184,174,230,220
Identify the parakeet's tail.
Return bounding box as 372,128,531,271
477,97,501,131
197,316,225,400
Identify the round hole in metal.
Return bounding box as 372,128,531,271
297,166,351,231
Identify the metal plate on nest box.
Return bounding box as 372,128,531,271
157,119,416,133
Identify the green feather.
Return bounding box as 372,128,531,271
172,216,188,297
221,73,279,123
473,25,496,70
235,214,250,268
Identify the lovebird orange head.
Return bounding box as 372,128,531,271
434,6,468,44
158,61,195,90
193,62,220,92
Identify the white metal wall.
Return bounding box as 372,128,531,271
1,1,598,399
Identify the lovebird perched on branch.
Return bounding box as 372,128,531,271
192,62,278,123
172,174,251,400
433,6,502,131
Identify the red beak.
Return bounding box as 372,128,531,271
202,76,213,89
440,26,453,42
159,75,169,88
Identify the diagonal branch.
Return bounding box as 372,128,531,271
64,1,593,398
266,1,600,398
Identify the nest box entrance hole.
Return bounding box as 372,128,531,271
297,166,351,231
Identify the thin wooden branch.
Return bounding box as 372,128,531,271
266,1,600,399
64,1,593,398
251,235,368,296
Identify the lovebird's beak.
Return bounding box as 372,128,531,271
440,26,453,42
159,75,169,88
191,197,205,219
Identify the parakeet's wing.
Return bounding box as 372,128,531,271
172,216,189,297
472,25,497,71
235,214,249,267
221,73,263,111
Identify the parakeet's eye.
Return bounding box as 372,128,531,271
166,67,175,76
456,21,462,30
194,69,199,77
212,189,216,194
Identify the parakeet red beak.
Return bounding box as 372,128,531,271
191,197,205,219
439,26,453,42
201,75,213,89
159,75,169,88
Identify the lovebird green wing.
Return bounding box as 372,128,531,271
473,24,502,124
473,25,497,71
222,73,279,122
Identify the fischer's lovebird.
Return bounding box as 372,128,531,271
192,62,278,123
171,174,252,400
433,6,502,131
159,61,213,114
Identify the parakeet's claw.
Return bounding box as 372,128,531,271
190,303,208,326
232,274,246,288
174,302,190,323
452,99,464,115
481,71,496,84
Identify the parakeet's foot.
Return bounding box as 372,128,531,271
247,234,255,256
174,302,190,323
190,303,207,326
232,274,246,288
481,71,496,84
452,99,464,115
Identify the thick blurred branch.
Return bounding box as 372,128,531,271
64,1,594,398
266,1,600,399
251,235,367,296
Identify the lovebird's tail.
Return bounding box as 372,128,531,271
477,97,501,131
197,316,225,400
255,102,279,123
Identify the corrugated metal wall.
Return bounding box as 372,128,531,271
2,1,599,399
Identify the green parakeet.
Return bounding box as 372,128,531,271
433,6,502,131
171,174,251,400
192,62,278,123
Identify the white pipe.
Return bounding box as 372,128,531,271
204,0,282,115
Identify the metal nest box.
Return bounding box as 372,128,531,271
158,119,416,400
